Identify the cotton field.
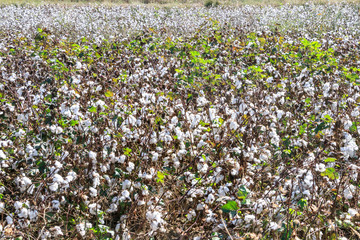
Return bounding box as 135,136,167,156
0,2,360,240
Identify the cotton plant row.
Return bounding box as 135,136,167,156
0,3,360,240
0,3,360,44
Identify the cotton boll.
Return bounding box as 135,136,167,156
52,200,60,210
348,208,358,217
49,182,59,192
29,210,38,221
205,209,216,223
126,162,135,173
76,223,86,237
351,109,359,117
254,199,267,214
14,201,23,210
76,62,82,69
196,203,205,211
122,231,131,240
19,176,32,192
50,226,63,237
95,85,102,92
269,222,280,230
229,120,239,130
152,152,159,161
66,171,77,182
49,125,63,134
197,140,207,148
53,174,64,184
277,110,285,119
88,203,101,215
117,155,126,163
341,135,358,159
231,168,239,176
171,116,178,125
6,215,13,225
14,129,26,137
343,185,355,199
205,193,215,204
122,179,132,189
244,214,255,223
128,115,136,125
187,209,196,221
344,120,353,130
89,187,97,197
18,208,29,218
0,150,6,159
0,202,4,213
89,151,97,160
197,97,209,106
315,163,326,172
120,190,130,201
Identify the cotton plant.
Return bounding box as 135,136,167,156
0,3,360,240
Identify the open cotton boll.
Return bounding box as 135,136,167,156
0,202,4,213
348,208,358,217
53,174,64,184
229,120,239,130
18,208,29,218
269,222,280,230
89,151,97,160
126,162,135,173
120,190,130,201
128,115,136,125
76,222,92,237
244,214,256,223
49,183,59,192
14,129,26,137
117,155,126,164
152,152,159,161
343,120,353,130
6,215,13,225
315,163,326,172
29,210,38,221
88,203,101,215
122,179,132,190
52,200,60,210
171,116,178,125
197,96,209,106
13,202,22,212
0,150,6,159
50,226,63,237
65,171,77,182
49,125,63,134
89,187,97,197
343,185,356,199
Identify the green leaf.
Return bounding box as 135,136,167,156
321,167,339,180
299,123,307,135
70,120,79,126
218,117,224,126
221,201,239,213
88,106,97,113
297,198,308,211
237,185,249,203
105,90,114,98
123,148,132,156
350,122,358,132
324,157,336,163
322,114,333,123
156,171,165,184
